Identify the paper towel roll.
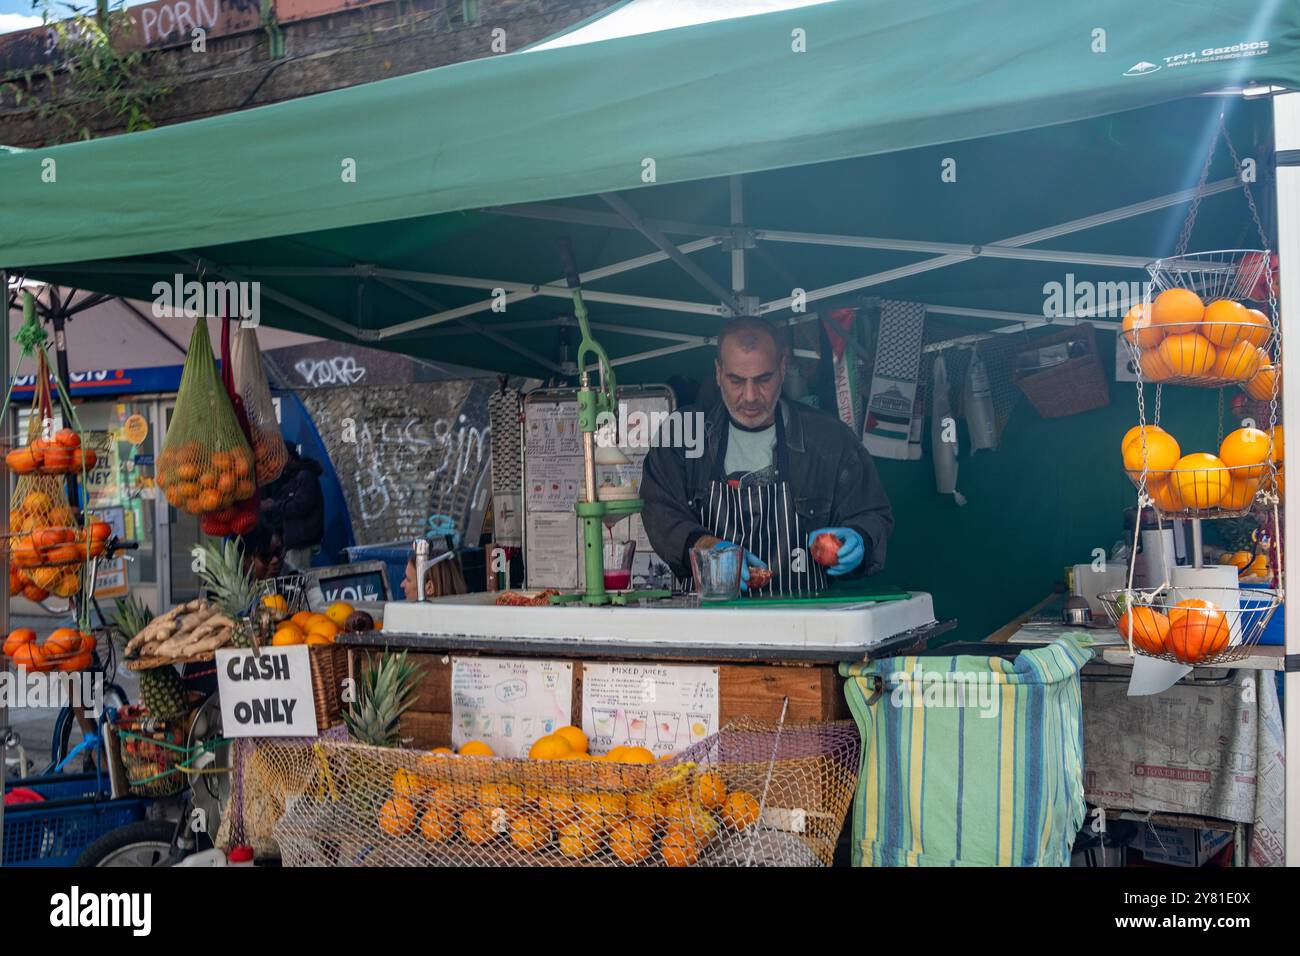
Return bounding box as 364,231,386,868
1170,565,1241,644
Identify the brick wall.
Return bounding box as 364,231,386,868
0,0,614,147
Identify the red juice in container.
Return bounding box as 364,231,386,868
603,570,631,590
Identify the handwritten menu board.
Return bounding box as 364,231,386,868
581,663,719,757
450,657,574,758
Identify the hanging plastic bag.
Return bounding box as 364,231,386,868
157,322,255,517
230,324,288,486
930,354,966,505
962,347,998,453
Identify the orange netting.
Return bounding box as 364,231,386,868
157,322,255,516
231,324,288,486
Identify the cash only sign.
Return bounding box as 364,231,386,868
216,646,318,737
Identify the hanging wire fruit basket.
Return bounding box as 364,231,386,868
1098,585,1281,666
1124,461,1277,520
1118,249,1279,389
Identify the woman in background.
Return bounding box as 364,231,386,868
400,540,467,601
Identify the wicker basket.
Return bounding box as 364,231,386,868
1012,323,1109,418
309,645,350,730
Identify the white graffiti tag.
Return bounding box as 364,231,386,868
296,356,367,387
349,417,488,523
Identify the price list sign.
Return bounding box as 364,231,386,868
581,663,719,757
450,657,574,758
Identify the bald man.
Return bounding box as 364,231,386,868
641,317,893,595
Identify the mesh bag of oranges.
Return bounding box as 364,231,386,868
231,324,288,486
263,719,860,867
157,322,256,516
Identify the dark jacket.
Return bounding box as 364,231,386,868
271,456,325,550
641,399,894,580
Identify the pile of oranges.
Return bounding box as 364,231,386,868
375,727,763,866
1115,599,1231,664
156,442,256,516
1121,423,1282,512
4,428,97,475
1121,288,1277,393
2,626,97,672
269,600,352,646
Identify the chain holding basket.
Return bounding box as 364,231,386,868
1105,114,1283,666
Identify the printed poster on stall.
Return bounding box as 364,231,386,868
450,657,573,758
581,663,719,757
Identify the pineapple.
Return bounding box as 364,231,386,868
195,537,257,648
113,596,188,720
344,651,421,747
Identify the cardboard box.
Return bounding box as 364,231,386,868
1140,824,1232,867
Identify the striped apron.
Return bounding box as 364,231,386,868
695,413,828,596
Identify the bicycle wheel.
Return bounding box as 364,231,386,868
77,821,178,867
49,683,130,772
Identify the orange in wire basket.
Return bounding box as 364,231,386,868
1166,600,1230,664
696,771,728,810
721,790,762,831
1220,476,1261,511
1121,429,1180,474
1240,308,1272,347
1210,340,1263,381
1157,332,1216,377
557,820,600,859
378,796,416,836
608,819,654,864
1171,453,1230,509
460,807,496,845
419,805,455,844
1148,478,1185,512
1151,287,1204,334
509,813,551,853
1114,606,1170,655
1201,299,1249,348
1246,363,1281,401
1121,304,1163,350
553,725,588,754
660,827,701,867
1219,428,1271,478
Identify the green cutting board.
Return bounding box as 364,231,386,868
711,582,911,609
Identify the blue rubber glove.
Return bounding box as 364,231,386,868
808,527,865,576
712,540,767,590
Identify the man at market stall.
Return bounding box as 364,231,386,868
641,316,893,595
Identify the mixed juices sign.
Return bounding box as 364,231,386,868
581,663,719,758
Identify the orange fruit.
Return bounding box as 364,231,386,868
553,725,588,754
392,768,425,799
1138,348,1172,381
604,746,630,762
56,650,93,672
1209,340,1263,381
1121,429,1180,474
696,771,728,810
1121,425,1167,454
378,796,416,836
1270,426,1284,464
572,792,607,831
1219,427,1271,478
509,813,551,852
721,790,761,830
271,624,305,646
608,819,654,864
557,820,600,859
9,642,50,671
1151,287,1204,333
1219,476,1260,511
3,627,37,658
44,627,83,660
1201,299,1249,348
528,734,573,760
1246,363,1280,401
22,585,50,603
1166,600,1230,664
1121,304,1163,350
479,783,525,808
1148,477,1185,512
260,594,288,613
626,791,656,822
1114,606,1170,655
460,807,496,845
613,746,655,764
306,618,340,641
1240,308,1272,347
305,634,334,646
325,601,354,627
459,740,494,757
1157,332,1216,378
660,827,701,867
419,805,455,843
291,611,315,629
538,790,576,826
1171,453,1230,509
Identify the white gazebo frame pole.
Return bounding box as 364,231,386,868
1274,90,1300,869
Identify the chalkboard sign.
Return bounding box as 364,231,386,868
312,561,391,604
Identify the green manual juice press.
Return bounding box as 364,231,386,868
553,239,670,606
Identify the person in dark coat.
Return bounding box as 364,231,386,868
641,317,893,596
262,445,325,570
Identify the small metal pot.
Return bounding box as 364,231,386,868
1062,595,1093,626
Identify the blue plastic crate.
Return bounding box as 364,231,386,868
4,773,149,867
1241,583,1284,646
